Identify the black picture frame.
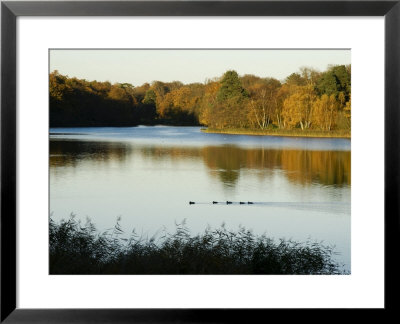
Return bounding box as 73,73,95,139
1,0,399,322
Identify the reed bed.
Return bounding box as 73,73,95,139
202,128,351,138
50,216,345,275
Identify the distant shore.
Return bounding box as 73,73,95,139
202,128,351,139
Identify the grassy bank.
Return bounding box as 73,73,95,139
202,128,351,139
50,216,345,275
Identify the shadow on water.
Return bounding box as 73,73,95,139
50,140,351,188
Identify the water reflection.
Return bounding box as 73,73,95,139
50,140,130,167
50,140,350,188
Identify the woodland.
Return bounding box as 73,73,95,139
50,65,351,135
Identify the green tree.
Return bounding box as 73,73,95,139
316,65,351,101
217,70,248,102
207,70,249,128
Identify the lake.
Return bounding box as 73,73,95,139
50,126,351,272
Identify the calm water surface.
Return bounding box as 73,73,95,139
50,126,351,271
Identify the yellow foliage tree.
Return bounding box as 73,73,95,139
344,93,351,129
282,85,317,130
199,81,221,126
312,94,339,131
108,85,130,102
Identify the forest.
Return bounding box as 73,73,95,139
50,65,351,134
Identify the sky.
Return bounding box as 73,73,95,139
50,49,351,86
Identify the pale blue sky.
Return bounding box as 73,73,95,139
50,49,351,86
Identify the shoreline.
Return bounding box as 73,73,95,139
201,128,351,139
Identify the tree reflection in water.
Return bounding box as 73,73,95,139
50,140,350,188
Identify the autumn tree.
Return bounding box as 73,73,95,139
312,94,339,131
241,74,264,90
274,84,291,129
108,84,130,102
199,81,220,126
50,70,68,103
343,93,351,129
157,84,205,124
49,71,140,127
299,67,321,85
247,78,281,129
282,85,317,130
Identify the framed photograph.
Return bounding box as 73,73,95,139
1,0,399,321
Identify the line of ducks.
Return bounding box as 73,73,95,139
189,201,254,205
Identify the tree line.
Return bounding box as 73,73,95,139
50,65,351,131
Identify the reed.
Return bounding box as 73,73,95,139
202,128,351,139
50,215,346,275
